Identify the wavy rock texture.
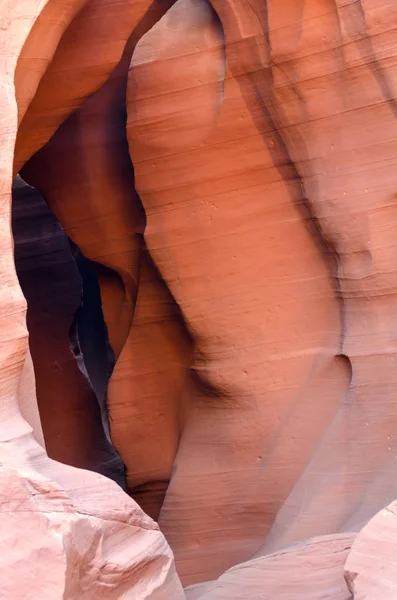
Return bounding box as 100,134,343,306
126,0,397,585
127,0,343,583
2,0,397,597
0,0,185,597
257,0,397,552
186,533,355,600
21,20,193,519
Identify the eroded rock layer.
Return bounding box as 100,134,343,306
0,0,184,597
126,0,397,585
2,0,397,597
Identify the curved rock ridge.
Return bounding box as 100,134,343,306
186,533,355,600
126,0,397,584
0,431,184,599
0,0,184,597
345,499,397,599
2,0,397,596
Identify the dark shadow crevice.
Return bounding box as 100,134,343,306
12,175,126,489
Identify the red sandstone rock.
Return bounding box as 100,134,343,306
3,0,397,596
21,12,192,519
127,0,343,583
0,1,185,597
255,0,397,553
126,0,397,585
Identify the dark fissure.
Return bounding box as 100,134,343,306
12,175,125,488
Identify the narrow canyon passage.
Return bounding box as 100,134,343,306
12,176,125,484
20,4,194,521
4,0,397,596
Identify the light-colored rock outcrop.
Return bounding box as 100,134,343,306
186,533,354,600
0,436,184,599
345,500,397,599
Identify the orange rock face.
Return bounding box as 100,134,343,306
127,0,343,582
3,0,397,597
126,0,397,585
0,0,184,597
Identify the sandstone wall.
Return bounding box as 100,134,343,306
2,0,397,597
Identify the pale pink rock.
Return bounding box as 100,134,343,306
185,534,354,600
345,500,397,599
0,429,184,599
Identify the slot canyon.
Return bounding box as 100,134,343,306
2,0,397,597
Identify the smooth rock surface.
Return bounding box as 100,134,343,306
0,1,185,597
186,533,354,600
127,0,397,585
128,0,342,583
345,500,397,599
3,0,397,596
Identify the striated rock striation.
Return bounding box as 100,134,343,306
127,0,342,582
126,0,397,584
0,0,185,597
2,0,397,596
186,533,355,600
